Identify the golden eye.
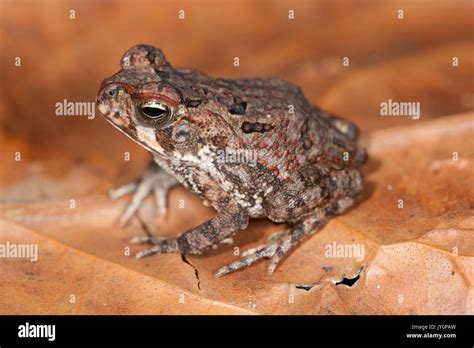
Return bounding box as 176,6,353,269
107,88,118,97
139,101,169,119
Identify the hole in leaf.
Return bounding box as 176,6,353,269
335,267,363,287
295,284,314,291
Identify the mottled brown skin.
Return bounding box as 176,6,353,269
96,44,367,276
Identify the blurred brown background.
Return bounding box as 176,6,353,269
0,0,473,314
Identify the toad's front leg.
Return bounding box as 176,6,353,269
133,203,248,257
110,160,178,226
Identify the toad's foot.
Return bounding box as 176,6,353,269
214,214,326,277
109,161,178,226
134,237,180,258
130,234,166,245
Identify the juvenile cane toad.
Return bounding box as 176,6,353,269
96,44,367,276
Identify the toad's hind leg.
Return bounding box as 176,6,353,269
215,198,357,277
215,169,364,277
214,210,327,277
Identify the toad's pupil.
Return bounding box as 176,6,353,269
142,106,166,118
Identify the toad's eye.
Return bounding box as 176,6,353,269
139,101,170,119
107,88,118,97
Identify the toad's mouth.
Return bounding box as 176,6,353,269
101,115,154,154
